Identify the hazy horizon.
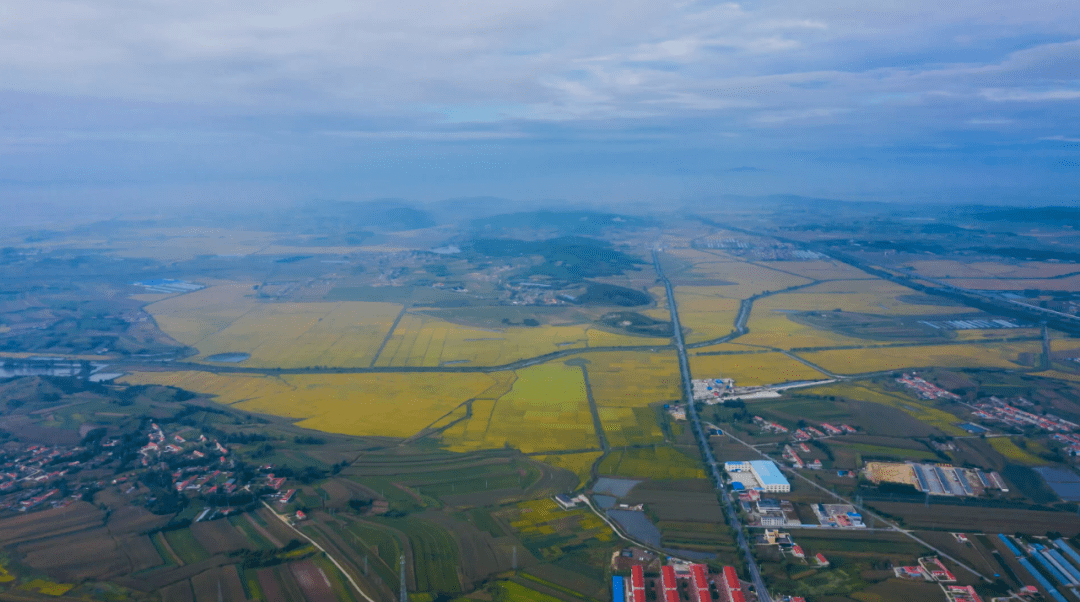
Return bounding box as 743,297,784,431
2,0,1079,214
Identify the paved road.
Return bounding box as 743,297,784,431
652,249,773,602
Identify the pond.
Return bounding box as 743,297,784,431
204,353,251,363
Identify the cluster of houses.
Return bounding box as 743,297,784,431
970,398,1078,433
760,529,829,569
782,444,822,470
0,420,290,517
139,422,233,467
613,563,747,602
897,373,961,400
0,442,100,512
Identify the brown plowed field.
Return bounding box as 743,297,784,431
291,559,336,602
190,565,248,602
0,502,103,546
17,526,129,580
191,519,252,555
257,568,287,602
123,534,165,572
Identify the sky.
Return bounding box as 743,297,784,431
1,0,1078,216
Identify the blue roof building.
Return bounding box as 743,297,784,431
612,576,625,602
749,460,791,493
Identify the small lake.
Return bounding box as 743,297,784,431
608,510,661,547
205,353,250,363
593,477,642,498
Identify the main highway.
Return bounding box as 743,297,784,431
652,249,773,602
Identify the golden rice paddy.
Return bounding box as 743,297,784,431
736,309,867,349
673,287,741,343
756,260,871,280
689,350,828,385
679,260,813,299
946,276,1080,292
597,446,706,480
798,341,1040,375
120,371,496,439
372,312,664,368
906,260,1080,279
535,452,602,486
147,284,404,368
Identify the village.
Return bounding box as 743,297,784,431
0,420,290,518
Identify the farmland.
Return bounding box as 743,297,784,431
797,340,1041,374
596,445,706,479
148,287,404,368
690,348,827,385
10,204,1080,602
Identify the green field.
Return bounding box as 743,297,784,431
163,528,211,565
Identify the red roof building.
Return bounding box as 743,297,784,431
661,566,679,602
689,564,710,602
629,566,645,602
722,566,745,602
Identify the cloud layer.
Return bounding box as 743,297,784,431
0,0,1078,205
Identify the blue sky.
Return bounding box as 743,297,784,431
0,0,1078,216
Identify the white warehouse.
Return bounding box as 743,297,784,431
724,460,791,493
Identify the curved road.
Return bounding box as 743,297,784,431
652,249,773,602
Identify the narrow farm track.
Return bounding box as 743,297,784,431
260,501,378,602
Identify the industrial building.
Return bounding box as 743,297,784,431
724,460,791,493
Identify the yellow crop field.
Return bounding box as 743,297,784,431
147,282,257,345
736,309,867,349
952,328,1042,341
907,260,1080,279
584,351,681,408
536,452,602,486
988,437,1044,465
121,371,495,439
18,579,74,596
374,312,665,368
480,363,594,453
749,288,948,316
679,261,812,299
1034,370,1080,383
597,446,706,479
600,406,665,447
947,276,1080,291
673,287,742,342
148,285,403,368
798,341,1040,374
757,260,870,280
811,383,966,435
689,351,828,385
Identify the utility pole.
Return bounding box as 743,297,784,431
399,554,407,602
512,546,517,571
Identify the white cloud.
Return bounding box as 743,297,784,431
0,0,1077,145
981,88,1080,102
